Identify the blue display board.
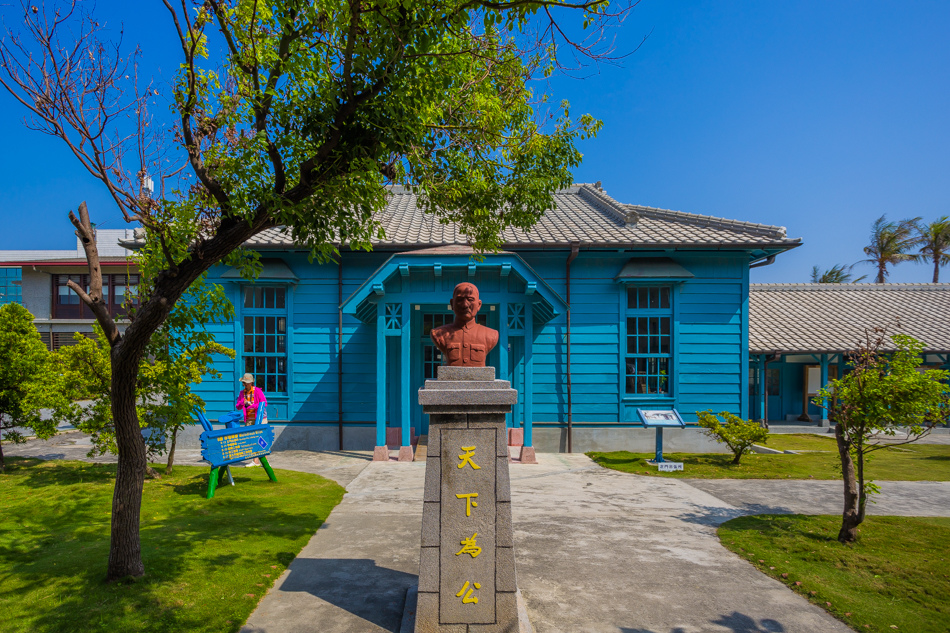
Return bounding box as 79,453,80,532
636,409,686,428
200,424,276,468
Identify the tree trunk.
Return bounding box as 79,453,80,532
836,424,860,543
166,426,178,475
731,452,742,465
876,264,885,284
0,439,5,473
934,259,940,284
106,350,147,581
856,447,867,524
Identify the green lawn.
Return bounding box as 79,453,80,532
719,514,950,633
587,433,950,480
0,457,345,633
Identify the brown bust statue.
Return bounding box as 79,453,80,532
430,282,499,367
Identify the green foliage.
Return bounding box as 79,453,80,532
914,215,950,282
0,303,52,468
696,410,769,465
25,276,234,460
861,215,921,283
815,332,949,507
0,457,345,633
810,263,866,283
818,333,949,440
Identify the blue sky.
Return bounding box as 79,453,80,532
0,1,947,284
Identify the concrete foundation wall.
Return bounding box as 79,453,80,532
532,426,728,454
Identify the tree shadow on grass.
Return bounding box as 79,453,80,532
0,458,343,633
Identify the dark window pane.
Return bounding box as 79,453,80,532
256,357,265,374
277,336,286,353
266,376,276,393
276,288,286,309
638,287,648,308
661,318,670,335
626,376,636,394
627,287,636,310
266,288,275,309
244,316,253,332
266,317,275,334
277,376,287,393
244,335,253,353
660,336,670,354
660,288,670,309
277,317,286,334
266,336,275,353
245,358,254,373
244,288,253,308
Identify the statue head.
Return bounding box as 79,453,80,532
450,282,482,325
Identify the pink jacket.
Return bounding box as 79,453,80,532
237,387,268,424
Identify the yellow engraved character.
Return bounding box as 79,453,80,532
457,446,480,470
456,533,482,558
456,581,481,604
456,492,478,517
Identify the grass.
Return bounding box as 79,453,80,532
0,456,345,633
719,514,950,633
587,433,950,480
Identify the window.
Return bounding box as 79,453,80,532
624,286,672,395
243,286,288,394
52,273,138,319
0,268,22,305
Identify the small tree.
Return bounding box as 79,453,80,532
696,410,769,465
26,275,234,472
0,303,53,471
816,329,949,544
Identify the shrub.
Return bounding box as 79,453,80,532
696,410,769,465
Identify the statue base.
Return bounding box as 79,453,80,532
414,366,530,632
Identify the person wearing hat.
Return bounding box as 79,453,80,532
237,373,268,466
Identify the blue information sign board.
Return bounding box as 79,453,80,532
200,424,275,468
195,407,278,498
636,408,688,464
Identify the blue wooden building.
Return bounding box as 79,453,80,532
749,283,950,425
189,183,801,457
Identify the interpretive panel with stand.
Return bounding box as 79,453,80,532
637,408,686,471
196,407,278,498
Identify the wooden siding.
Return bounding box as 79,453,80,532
193,249,750,431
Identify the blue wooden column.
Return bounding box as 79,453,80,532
819,353,829,425
375,300,387,455
757,355,767,422
524,300,534,448
399,299,412,459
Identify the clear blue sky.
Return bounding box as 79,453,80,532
0,1,947,284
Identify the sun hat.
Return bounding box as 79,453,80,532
240,373,255,384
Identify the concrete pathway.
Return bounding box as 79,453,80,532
9,436,950,632
241,454,862,633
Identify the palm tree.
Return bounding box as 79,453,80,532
861,215,921,283
915,216,950,283
810,264,867,283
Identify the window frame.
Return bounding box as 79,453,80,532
239,284,292,399
619,282,679,403
51,273,138,319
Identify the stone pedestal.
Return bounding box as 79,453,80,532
415,366,528,633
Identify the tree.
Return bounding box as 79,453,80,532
914,216,950,283
815,329,949,544
809,264,866,284
696,410,769,465
0,0,626,580
861,215,921,283
0,303,53,472
25,275,234,473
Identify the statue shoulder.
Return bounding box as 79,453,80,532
430,324,448,346
479,323,499,346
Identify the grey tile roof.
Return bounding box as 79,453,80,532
248,184,800,251
0,229,136,263
749,284,950,354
